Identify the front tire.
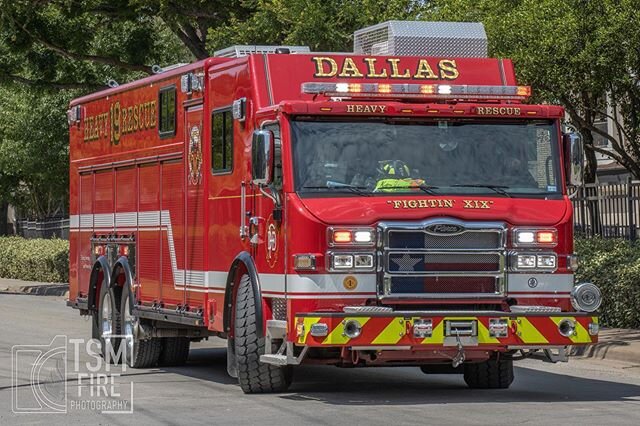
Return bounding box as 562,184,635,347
120,289,161,368
463,357,514,389
234,274,292,393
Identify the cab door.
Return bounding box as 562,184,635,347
250,123,286,293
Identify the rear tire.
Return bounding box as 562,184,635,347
120,289,161,368
463,357,514,389
234,274,292,393
96,284,121,363
159,337,190,366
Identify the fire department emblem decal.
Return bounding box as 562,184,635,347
266,223,278,267
188,125,202,185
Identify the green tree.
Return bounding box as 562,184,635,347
0,86,73,219
0,0,249,88
427,0,640,182
207,0,427,53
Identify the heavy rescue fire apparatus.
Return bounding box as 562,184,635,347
67,22,602,393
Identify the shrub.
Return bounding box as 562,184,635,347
575,237,640,328
0,237,69,283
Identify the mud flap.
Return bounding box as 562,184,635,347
227,337,238,378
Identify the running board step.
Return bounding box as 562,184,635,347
260,354,289,366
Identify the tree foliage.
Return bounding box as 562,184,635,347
0,86,72,218
427,0,640,182
207,0,426,53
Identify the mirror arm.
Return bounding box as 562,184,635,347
258,184,282,219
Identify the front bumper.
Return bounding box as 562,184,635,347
293,311,598,348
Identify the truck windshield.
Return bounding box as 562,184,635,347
291,119,561,198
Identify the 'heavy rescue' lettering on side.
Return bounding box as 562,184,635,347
312,57,459,80
84,100,157,145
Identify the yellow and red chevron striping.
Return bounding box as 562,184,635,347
294,315,597,347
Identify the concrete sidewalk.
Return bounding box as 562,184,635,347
0,277,68,296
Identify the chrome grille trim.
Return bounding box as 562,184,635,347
378,218,507,299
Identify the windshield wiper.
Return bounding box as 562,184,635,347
450,184,512,198
301,184,373,196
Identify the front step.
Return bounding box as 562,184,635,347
260,354,289,366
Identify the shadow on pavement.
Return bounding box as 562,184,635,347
162,347,640,405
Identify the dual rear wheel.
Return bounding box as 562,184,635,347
93,285,190,368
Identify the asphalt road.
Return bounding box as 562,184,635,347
2,294,640,425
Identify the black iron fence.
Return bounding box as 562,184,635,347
573,178,640,240
15,218,69,240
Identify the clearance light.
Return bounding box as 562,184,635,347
294,254,317,270
302,82,532,100
514,229,557,247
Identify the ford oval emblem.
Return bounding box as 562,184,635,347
425,223,465,234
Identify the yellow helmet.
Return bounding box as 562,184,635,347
379,160,411,178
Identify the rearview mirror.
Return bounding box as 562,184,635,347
563,132,583,187
251,130,274,186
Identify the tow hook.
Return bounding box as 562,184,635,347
451,333,466,368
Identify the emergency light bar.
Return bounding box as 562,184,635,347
301,82,531,100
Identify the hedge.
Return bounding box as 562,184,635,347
0,237,69,283
575,237,640,328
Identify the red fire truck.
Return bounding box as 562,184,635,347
67,22,602,393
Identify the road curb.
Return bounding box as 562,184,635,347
571,329,640,365
0,279,69,297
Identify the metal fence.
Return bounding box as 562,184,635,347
573,178,640,240
15,218,69,240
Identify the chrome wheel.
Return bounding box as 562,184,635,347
122,292,137,366
119,289,161,368
101,291,114,352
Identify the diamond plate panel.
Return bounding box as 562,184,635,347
354,21,487,57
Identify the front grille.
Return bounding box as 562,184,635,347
388,276,499,295
388,253,501,273
389,231,500,250
380,219,506,299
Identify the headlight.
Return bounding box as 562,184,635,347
327,252,375,271
571,282,602,312
332,254,354,269
511,253,557,271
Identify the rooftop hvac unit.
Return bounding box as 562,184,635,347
354,21,488,58
214,45,311,58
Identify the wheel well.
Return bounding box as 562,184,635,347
89,257,110,313
223,252,263,339
110,258,133,312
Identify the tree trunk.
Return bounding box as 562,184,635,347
0,201,8,236
581,129,598,184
